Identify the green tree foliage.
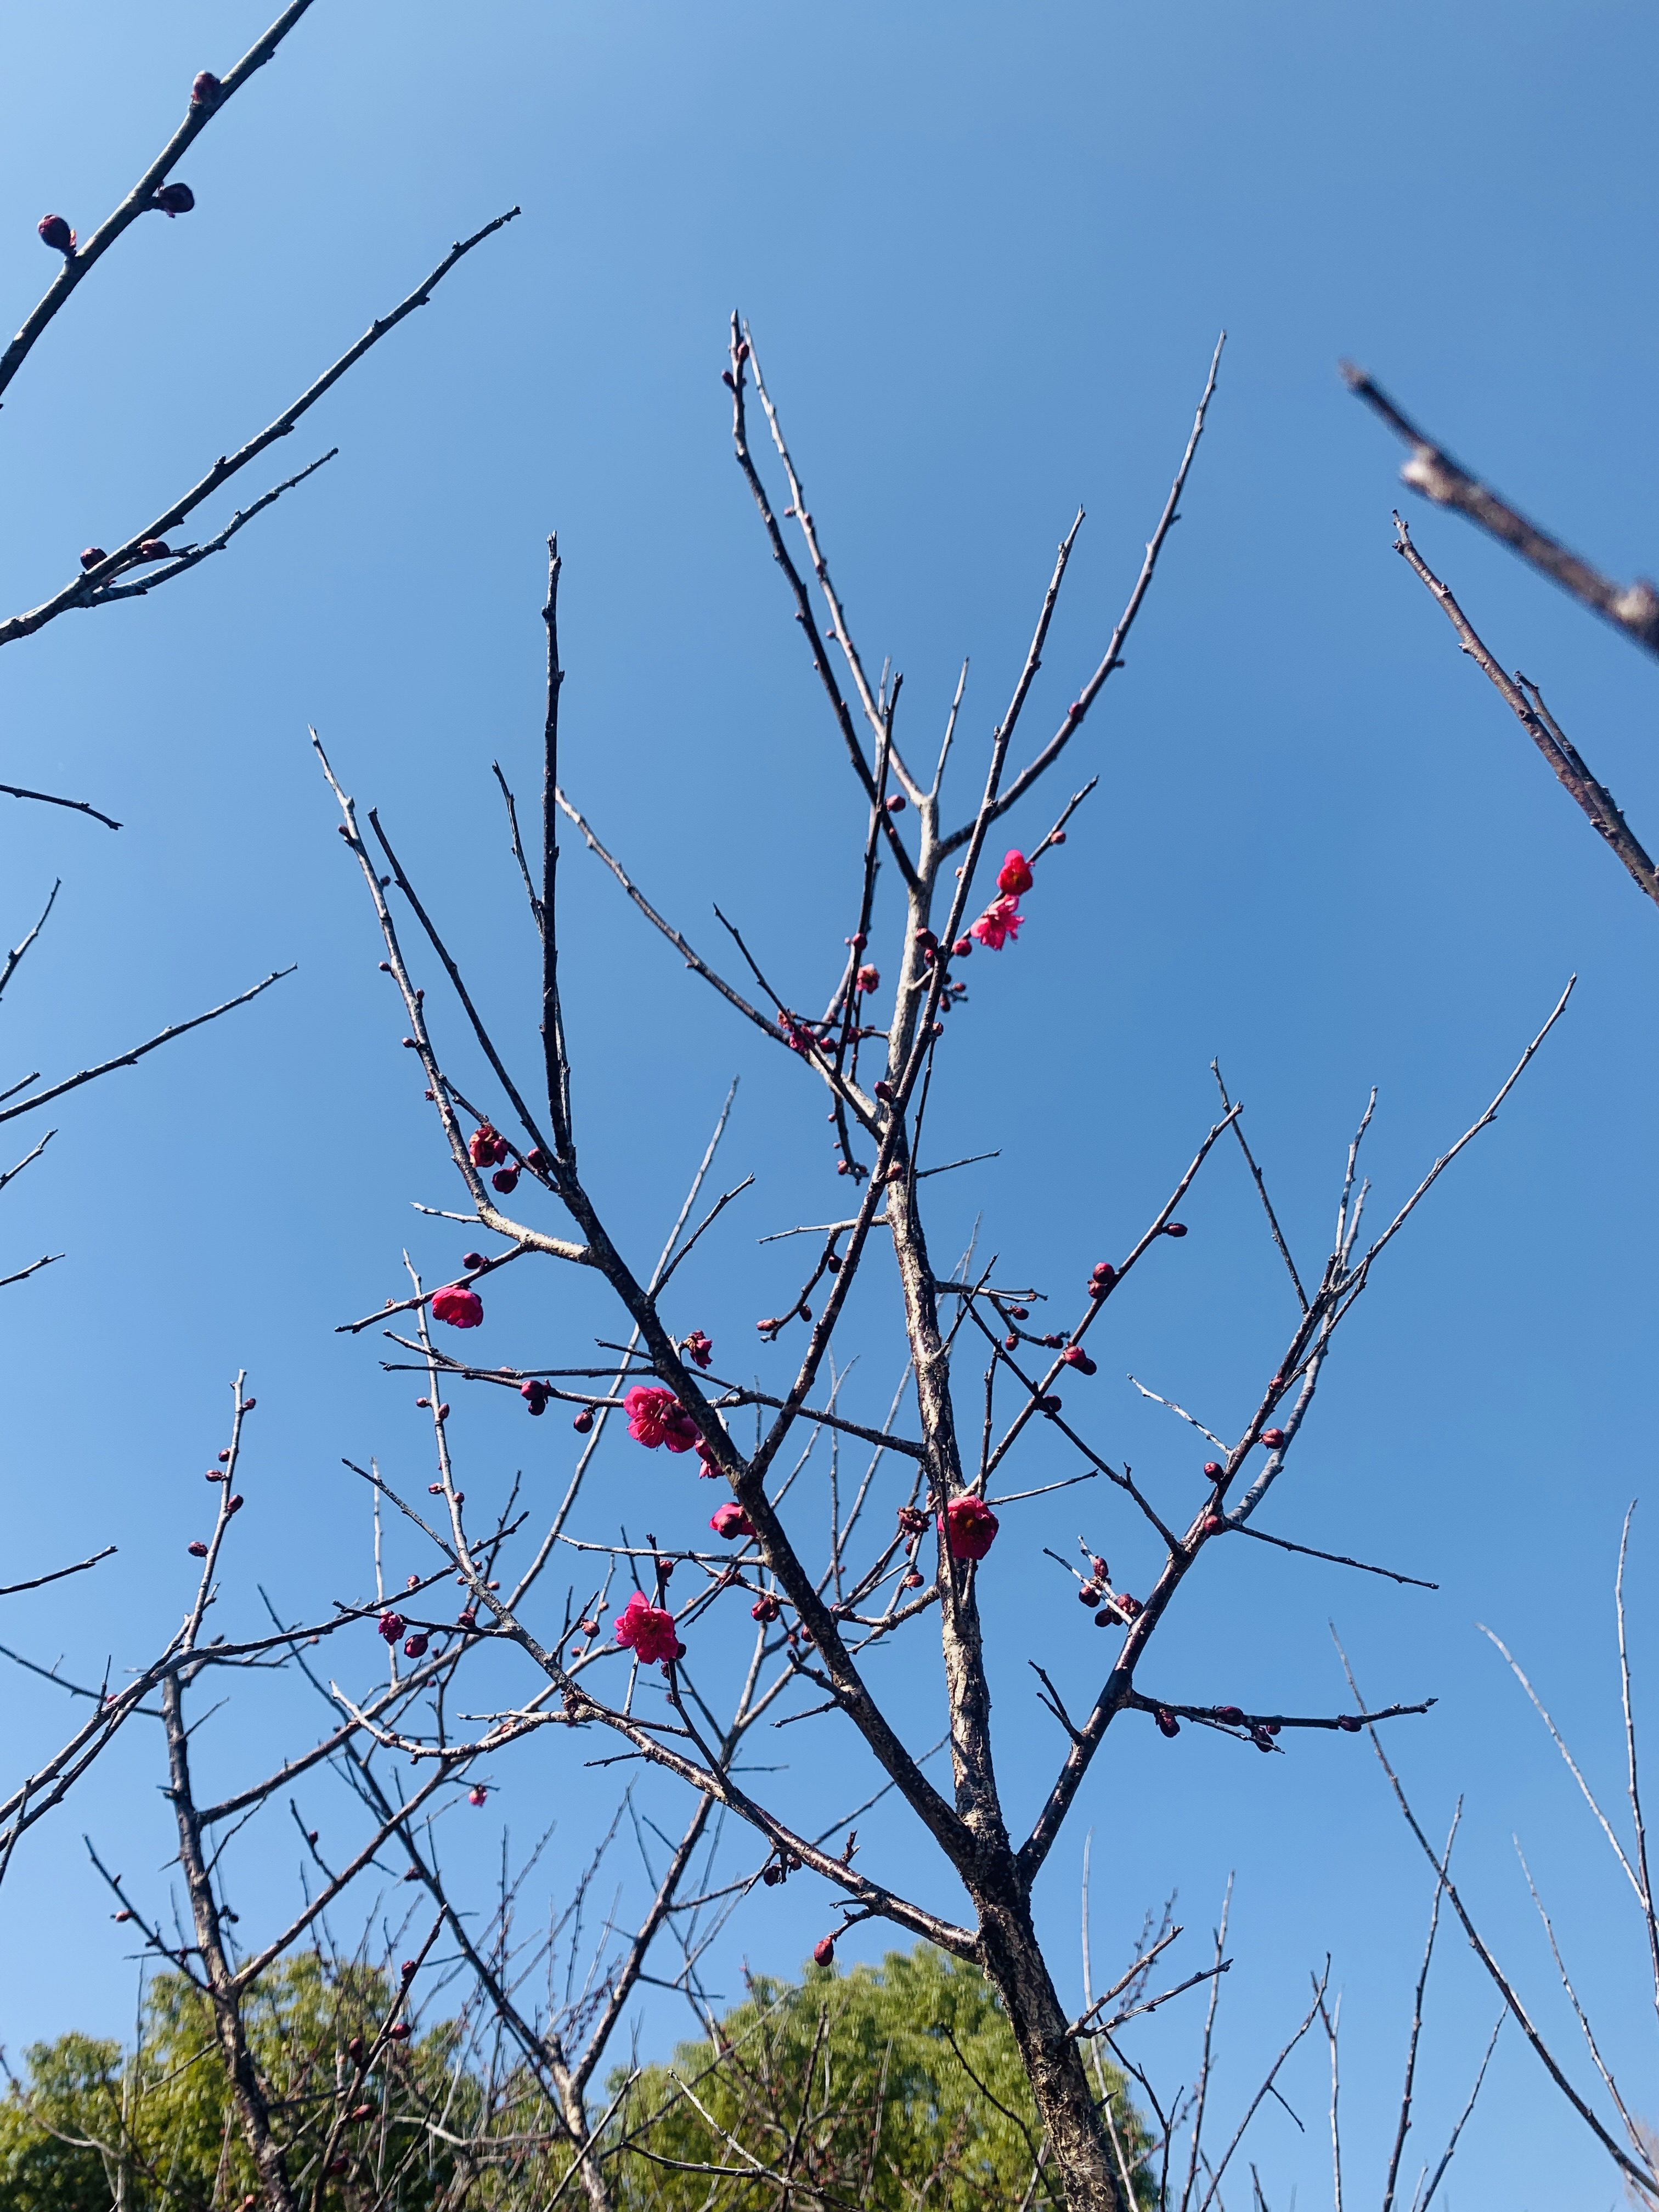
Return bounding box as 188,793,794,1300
610,1944,1154,2210
1,1945,1152,2209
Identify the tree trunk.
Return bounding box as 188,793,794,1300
162,1673,299,2212
976,1883,1133,2212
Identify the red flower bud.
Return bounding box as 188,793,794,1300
491,1165,519,1193
1251,1724,1275,1752
1061,1346,1097,1375
709,1502,756,1539
1051,828,1067,843
1040,1394,1062,1414
1162,1220,1188,1238
953,936,973,957
855,964,880,994
1091,1261,1117,1283
1004,1333,1019,1350
80,546,106,570
1155,1708,1180,1739
462,1250,486,1270
38,214,76,255
1213,1706,1246,1725
884,793,906,811
1204,1461,1223,1478
1067,701,1084,720
1337,1713,1363,1733
348,2103,375,2123
138,539,172,561
187,1539,208,1557
153,182,195,217
431,1284,483,1329
227,1494,244,1513
428,1482,443,1493
751,1594,781,1622
572,1407,595,1432
1078,1582,1101,1604
241,1398,255,1410
1008,1306,1028,1320
901,1568,924,1587
1260,1427,1286,1448
1201,1513,1224,1535
377,1612,406,1643
190,70,222,104
406,1574,420,1590
347,2035,365,2062
940,1494,1000,1560
761,1860,785,1884
468,1786,487,1807
403,1633,429,1658
388,2021,411,2041
1042,1332,1065,1348
813,1934,836,1967
521,1380,550,1414
115,1908,133,1922
218,1448,231,1462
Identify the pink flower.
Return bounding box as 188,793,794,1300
709,1502,756,1540
469,1786,487,1807
997,849,1033,897
624,1385,702,1453
431,1284,483,1329
855,964,880,995
614,1590,680,1667
969,895,1024,951
684,1329,714,1368
939,1494,1000,1561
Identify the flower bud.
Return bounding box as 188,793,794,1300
751,1594,781,1622
377,1612,406,1644
521,1380,551,1415
227,1494,244,1514
468,1786,487,1807
1078,1581,1101,1604
1260,1427,1286,1448
953,936,973,957
79,546,106,570
187,1539,208,1557
761,1860,784,1885
388,2021,411,2041
462,1250,486,1270
1213,1706,1245,1725
813,1934,836,1966
884,793,906,811
1336,1713,1362,1733
1163,1221,1188,1238
572,1407,595,1432
1039,1394,1062,1414
855,964,880,994
491,1165,519,1193
1251,1724,1275,1752
39,214,76,255
1091,1260,1117,1284
403,1633,429,1658
347,2035,366,2063
1004,1333,1019,1350
901,1568,924,1588
190,70,222,103
1201,1513,1224,1535
1155,1708,1180,1739
153,182,195,217
1061,1346,1097,1375
1204,1461,1223,1479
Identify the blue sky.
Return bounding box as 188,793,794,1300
2,4,1657,2204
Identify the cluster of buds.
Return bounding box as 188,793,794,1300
1094,1590,1141,1629
855,962,880,995
914,927,940,967
777,1011,820,1056
1087,1260,1117,1298
377,1611,406,1644
469,1122,519,1194
751,1592,781,1623
760,1846,804,1887
521,1378,551,1415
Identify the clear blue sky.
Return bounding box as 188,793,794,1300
2,5,1656,2204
